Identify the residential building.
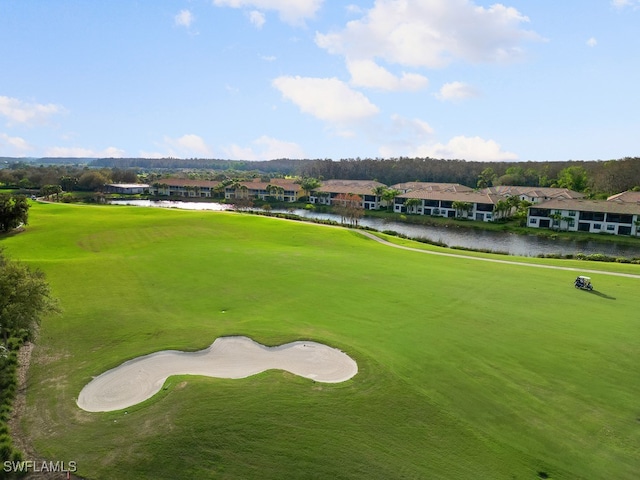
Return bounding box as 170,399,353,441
607,190,640,203
481,186,585,204
527,197,640,235
308,180,387,210
148,178,222,198
104,183,149,194
391,182,473,194
393,190,505,222
224,178,302,202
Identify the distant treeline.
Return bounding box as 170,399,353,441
3,156,640,196
91,156,640,195
91,157,310,174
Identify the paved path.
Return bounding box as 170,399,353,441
356,230,640,279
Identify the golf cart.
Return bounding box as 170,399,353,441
574,275,593,291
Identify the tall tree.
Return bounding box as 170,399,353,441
333,193,363,226
0,194,29,232
476,167,496,189
0,249,59,344
296,177,322,200
381,188,401,211
556,166,589,192
405,198,422,214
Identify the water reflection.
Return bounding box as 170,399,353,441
110,200,640,258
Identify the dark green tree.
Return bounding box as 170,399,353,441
476,167,496,189
556,166,589,192
381,188,401,211
296,177,322,200
0,194,29,233
0,249,59,345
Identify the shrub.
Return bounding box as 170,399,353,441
0,439,13,462
586,253,614,262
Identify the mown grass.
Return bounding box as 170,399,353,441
2,202,640,479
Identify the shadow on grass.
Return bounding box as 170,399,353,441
588,290,616,300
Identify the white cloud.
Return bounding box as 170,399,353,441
376,114,435,157
223,135,305,160
0,133,32,154
345,4,364,15
409,135,518,162
163,134,212,157
0,96,64,126
212,0,322,25
347,59,428,91
248,10,266,28
611,0,638,7
586,37,598,47
436,81,480,102
389,114,434,137
316,0,542,69
175,9,194,28
272,76,379,123
45,146,125,158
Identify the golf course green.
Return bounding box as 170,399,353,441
2,202,639,479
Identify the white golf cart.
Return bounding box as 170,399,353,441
574,275,593,291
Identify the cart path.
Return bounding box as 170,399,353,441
356,230,640,279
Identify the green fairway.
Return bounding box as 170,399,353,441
2,202,639,479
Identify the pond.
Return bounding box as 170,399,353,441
110,200,640,259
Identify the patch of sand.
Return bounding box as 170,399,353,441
77,336,357,412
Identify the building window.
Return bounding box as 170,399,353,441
569,211,576,217
529,218,538,224
607,225,615,231
593,224,601,230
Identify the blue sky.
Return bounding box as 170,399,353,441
1,0,639,162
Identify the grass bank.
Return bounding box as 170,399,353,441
1,202,639,479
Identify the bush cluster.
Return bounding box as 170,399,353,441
536,252,640,263
0,338,23,468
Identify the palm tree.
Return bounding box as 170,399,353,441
494,199,509,219
405,198,422,214
549,211,563,231
297,177,321,200
452,201,472,218
381,188,401,212
372,185,387,210
266,184,285,201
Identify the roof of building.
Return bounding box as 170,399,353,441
482,185,585,200
314,179,386,195
398,190,503,205
607,190,640,203
106,183,150,188
236,178,301,192
154,178,222,188
391,182,473,193
532,197,640,215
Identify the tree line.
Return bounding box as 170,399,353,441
86,156,640,196
3,156,640,197
0,247,59,466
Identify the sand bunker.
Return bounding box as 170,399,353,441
77,336,358,412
